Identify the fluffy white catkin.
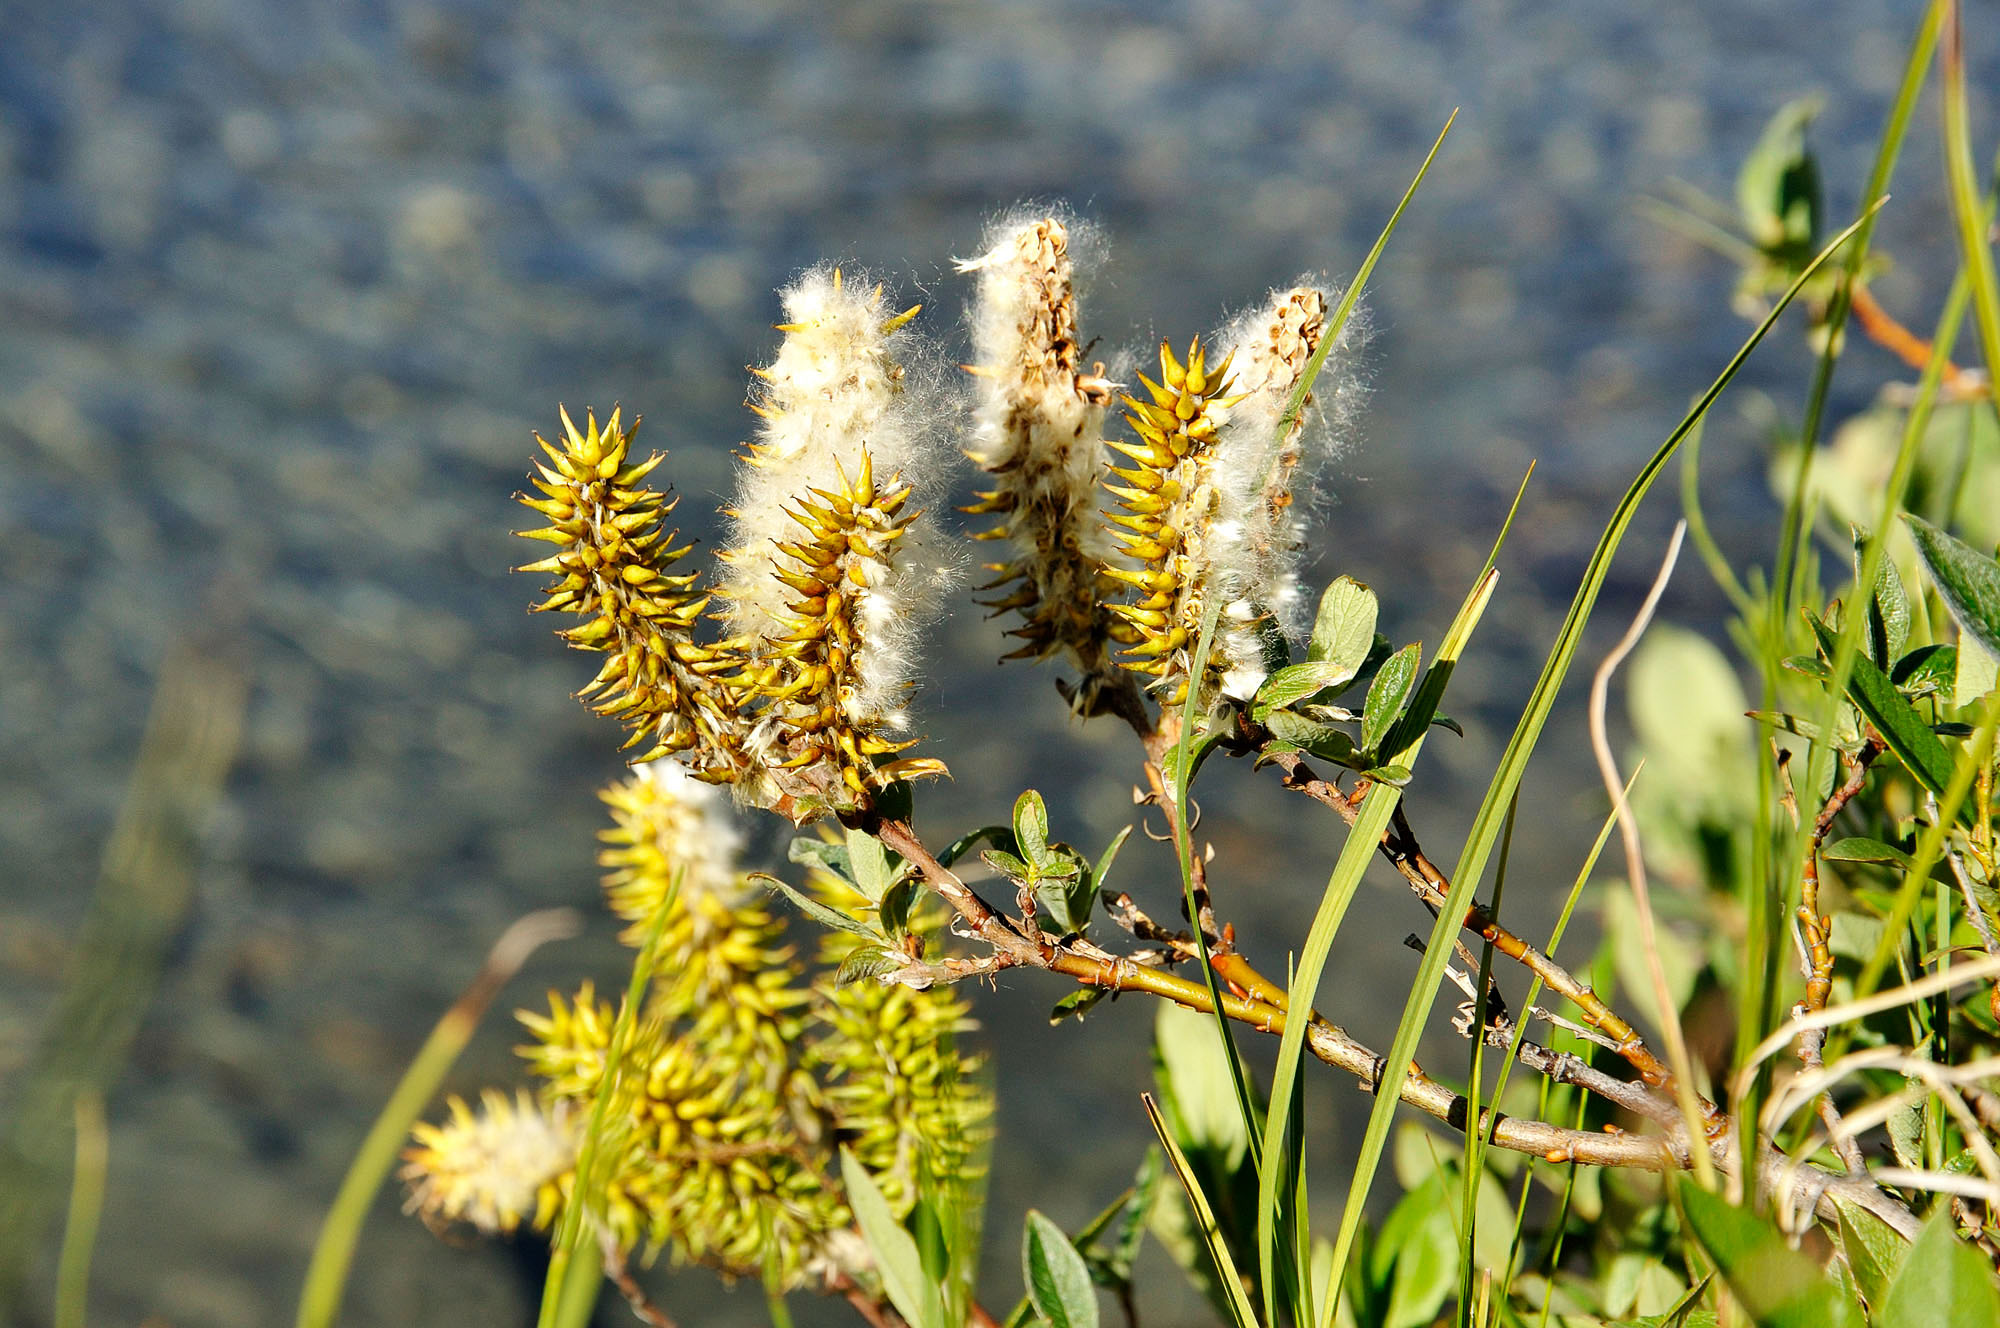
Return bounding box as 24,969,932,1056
720,267,958,744
1208,282,1367,694
958,214,1119,672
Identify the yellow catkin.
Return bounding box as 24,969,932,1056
722,450,946,818
1100,338,1243,705
513,407,742,773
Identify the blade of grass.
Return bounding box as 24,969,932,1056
1807,264,1973,1045
538,878,679,1328
1270,561,1500,1328
1322,202,1881,1307
51,1092,106,1328
0,639,244,1312
1488,785,1626,1307
1941,1,2000,408
1143,1092,1258,1328
1855,684,2000,1002
1454,795,1517,1328
296,908,580,1328
1174,108,1458,1328
1753,5,1943,1175
1271,463,1532,1328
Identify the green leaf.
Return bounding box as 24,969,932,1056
787,835,854,882
835,945,906,987
981,849,1033,882
1048,988,1110,1025
1736,96,1822,253
1307,576,1380,674
1362,643,1421,753
1782,653,1832,681
842,1149,942,1328
1254,660,1364,719
1959,638,1998,708
1087,826,1134,896
1747,709,1826,741
1014,791,1053,872
1141,1093,1258,1328
1904,514,2000,659
1678,1180,1858,1328
1809,615,1960,808
1876,1208,2000,1328
1854,526,1911,667
1822,836,1951,881
1151,1002,1252,1170
938,824,1015,868
914,1199,950,1287
1372,1176,1454,1328
1159,721,1227,790
877,876,919,941
1606,888,1701,1026
1023,1211,1100,1328
1263,710,1359,764
1891,643,1958,694
753,872,883,941
846,827,898,902
1832,1197,1908,1315
1035,850,1095,937
1098,1148,1162,1285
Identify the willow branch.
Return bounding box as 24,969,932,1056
1262,740,1698,1109
1798,739,1880,1172
1851,283,1989,399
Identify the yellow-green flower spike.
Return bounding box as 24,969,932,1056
721,450,945,820
1101,337,1243,704
514,406,744,773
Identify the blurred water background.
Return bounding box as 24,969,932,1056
0,1,1989,1324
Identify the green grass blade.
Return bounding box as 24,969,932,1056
296,909,579,1328
52,1093,107,1328
1755,0,1953,1160
1320,201,1880,1316
1143,1093,1259,1328
1167,111,1448,1328
1255,564,1499,1328
1941,6,2000,407
1805,268,1973,1031
538,882,677,1328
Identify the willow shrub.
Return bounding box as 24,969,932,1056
302,7,2000,1327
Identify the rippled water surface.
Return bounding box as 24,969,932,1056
0,2,1985,1324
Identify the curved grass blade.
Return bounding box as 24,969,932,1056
537,882,677,1328
296,909,581,1328
1143,1093,1257,1328
52,1092,107,1328
1161,110,1458,1328
1253,559,1499,1328
1319,202,1882,1321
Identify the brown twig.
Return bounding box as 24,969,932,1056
874,800,1919,1234
1263,738,1701,1112
602,1237,680,1328
1851,284,1989,399
870,817,1044,967
1797,738,1881,1173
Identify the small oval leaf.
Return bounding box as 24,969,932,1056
1307,576,1379,674
1362,643,1421,754
1023,1210,1099,1328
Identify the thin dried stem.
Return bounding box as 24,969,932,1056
602,1237,680,1328
1587,521,1720,1187
1264,742,1693,1106
1796,738,1880,1173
